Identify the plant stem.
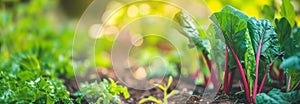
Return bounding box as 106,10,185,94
223,47,229,93
164,88,167,104
203,51,218,91
225,40,251,102
258,63,267,93
204,76,210,87
270,68,278,80
216,65,221,83
259,72,268,93
253,36,264,101
228,70,234,90
259,52,285,93
279,67,285,83
287,76,291,92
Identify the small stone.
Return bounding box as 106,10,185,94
189,91,193,95
183,88,188,92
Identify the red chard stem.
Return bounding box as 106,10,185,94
225,40,251,102
253,35,264,101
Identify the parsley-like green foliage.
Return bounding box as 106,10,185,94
75,78,130,104
0,53,72,103
0,0,76,103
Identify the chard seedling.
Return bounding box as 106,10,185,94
174,11,219,91
138,76,177,104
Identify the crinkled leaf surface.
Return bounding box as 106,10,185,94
248,17,279,63
256,88,300,104
210,5,256,94
210,9,248,61
243,30,256,95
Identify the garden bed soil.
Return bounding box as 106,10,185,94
64,68,263,104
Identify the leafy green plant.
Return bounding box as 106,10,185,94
174,0,300,103
275,3,300,91
280,53,300,91
209,5,297,102
0,52,72,103
210,5,254,102
0,0,75,79
0,0,78,103
138,76,177,104
256,88,300,104
280,53,300,70
174,11,219,90
75,78,130,104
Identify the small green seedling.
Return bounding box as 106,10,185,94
138,76,177,104
75,78,130,104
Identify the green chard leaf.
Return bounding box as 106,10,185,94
247,18,280,95
174,11,209,54
275,18,292,54
244,30,256,96
276,18,300,91
247,17,279,63
280,53,300,70
206,24,226,67
256,88,300,104
262,5,275,22
209,5,251,61
280,0,296,27
210,5,256,94
220,5,249,21
174,11,211,78
275,18,300,57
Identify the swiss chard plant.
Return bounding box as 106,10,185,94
174,11,220,91
174,0,300,103
210,4,298,103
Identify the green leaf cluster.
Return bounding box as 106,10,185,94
256,88,300,104
75,78,130,104
0,0,76,103
174,0,300,102
0,53,72,103
275,14,300,90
